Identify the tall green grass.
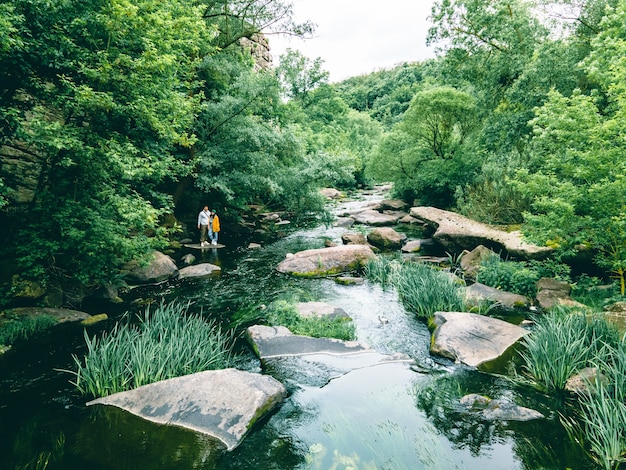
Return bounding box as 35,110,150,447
562,340,626,470
0,315,57,347
365,257,465,321
67,302,234,398
518,308,621,393
519,308,626,469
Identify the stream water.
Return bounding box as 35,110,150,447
0,191,593,469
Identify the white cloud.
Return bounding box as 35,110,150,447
269,0,437,82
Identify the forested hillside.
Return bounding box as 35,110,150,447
1,0,624,304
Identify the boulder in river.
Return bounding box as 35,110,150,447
430,311,529,369
276,245,375,277
87,369,286,451
459,394,544,421
367,227,407,250
124,251,179,284
178,263,221,279
409,207,552,260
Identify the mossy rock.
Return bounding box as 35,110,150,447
81,313,108,326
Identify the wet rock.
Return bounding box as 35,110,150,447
247,325,364,358
430,311,529,369
87,369,286,451
459,394,544,421
465,282,530,310
124,251,179,284
409,207,552,260
248,242,262,249
276,245,375,277
341,232,367,245
367,227,406,250
352,209,403,226
296,302,351,320
178,263,221,279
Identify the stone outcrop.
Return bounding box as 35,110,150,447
124,251,179,284
380,199,408,211
430,311,529,369
409,206,552,260
367,227,406,250
87,369,286,451
276,245,375,277
465,282,530,310
178,263,221,279
565,367,608,396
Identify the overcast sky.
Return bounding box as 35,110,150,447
268,0,438,83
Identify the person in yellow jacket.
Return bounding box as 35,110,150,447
209,209,221,245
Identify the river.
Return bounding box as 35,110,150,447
0,190,591,469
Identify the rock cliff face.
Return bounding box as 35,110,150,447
239,33,272,71
0,141,45,208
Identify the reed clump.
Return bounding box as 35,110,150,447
68,302,234,398
365,257,465,321
518,307,625,469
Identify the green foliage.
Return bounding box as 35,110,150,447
276,49,329,105
476,252,571,298
0,315,57,347
67,302,235,398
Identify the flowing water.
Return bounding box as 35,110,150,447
0,191,592,469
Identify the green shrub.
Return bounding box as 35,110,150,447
0,315,57,346
67,302,235,398
476,254,541,297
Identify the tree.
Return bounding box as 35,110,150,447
275,49,329,106
367,87,479,207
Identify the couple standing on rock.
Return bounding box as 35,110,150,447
197,206,221,246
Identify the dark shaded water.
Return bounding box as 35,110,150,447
0,193,593,469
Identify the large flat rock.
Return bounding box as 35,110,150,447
409,207,552,260
87,369,286,451
246,325,413,387
430,311,529,369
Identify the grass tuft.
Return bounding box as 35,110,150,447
66,301,234,398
